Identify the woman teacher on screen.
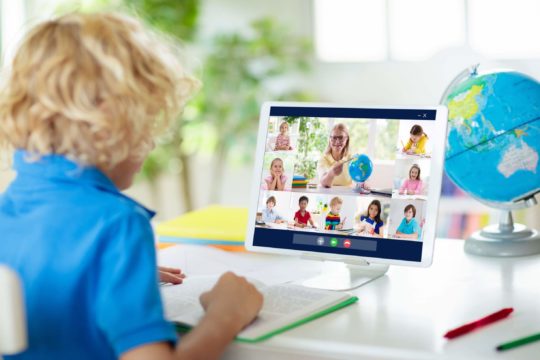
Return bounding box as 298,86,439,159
318,123,353,188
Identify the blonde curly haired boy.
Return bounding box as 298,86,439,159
0,12,262,360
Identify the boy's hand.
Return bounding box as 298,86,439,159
199,272,263,333
158,266,186,284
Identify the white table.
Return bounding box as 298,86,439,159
159,239,540,360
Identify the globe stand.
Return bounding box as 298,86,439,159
465,210,540,257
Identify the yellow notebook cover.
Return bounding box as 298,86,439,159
157,205,248,243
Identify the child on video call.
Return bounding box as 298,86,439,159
264,157,288,190
395,204,422,240
399,164,424,195
357,200,384,237
402,124,428,155
294,196,316,228
274,121,293,150
0,12,263,360
262,196,285,223
325,196,346,230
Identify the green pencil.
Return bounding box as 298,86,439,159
496,332,540,351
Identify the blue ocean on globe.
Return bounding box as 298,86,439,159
444,70,540,203
348,154,373,182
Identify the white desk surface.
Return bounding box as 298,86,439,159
158,239,540,360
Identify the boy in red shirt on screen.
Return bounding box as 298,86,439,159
294,196,317,228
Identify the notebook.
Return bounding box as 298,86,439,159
156,205,247,251
161,276,358,342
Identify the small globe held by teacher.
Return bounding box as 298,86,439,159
348,154,373,183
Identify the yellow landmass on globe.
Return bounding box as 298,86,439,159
514,128,527,138
448,84,484,133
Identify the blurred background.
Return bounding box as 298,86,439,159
1,0,539,239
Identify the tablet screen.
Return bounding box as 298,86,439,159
251,105,444,263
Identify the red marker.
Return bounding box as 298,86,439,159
444,308,514,340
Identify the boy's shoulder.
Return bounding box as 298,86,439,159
82,185,153,221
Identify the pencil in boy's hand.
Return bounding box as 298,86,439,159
443,308,514,339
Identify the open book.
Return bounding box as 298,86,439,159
160,276,358,343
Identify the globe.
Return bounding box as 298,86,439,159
348,154,373,183
442,67,540,206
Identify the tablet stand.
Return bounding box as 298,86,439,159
299,256,389,291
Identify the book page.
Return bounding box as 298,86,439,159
239,284,348,339
161,276,351,340
160,276,218,325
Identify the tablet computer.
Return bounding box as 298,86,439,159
246,102,448,267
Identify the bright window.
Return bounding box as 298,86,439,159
314,0,387,62
388,0,465,61
314,0,540,61
0,0,26,64
468,0,540,58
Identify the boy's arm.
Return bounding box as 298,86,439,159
122,273,262,360
397,232,417,239
121,311,239,360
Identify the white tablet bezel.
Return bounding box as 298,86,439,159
245,101,448,267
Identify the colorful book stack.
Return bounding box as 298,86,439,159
156,205,247,252
292,175,309,188
438,171,492,240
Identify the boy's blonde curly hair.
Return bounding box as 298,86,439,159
0,12,198,169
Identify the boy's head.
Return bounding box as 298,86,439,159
329,196,342,212
298,195,309,210
404,204,416,220
0,12,198,189
266,196,276,209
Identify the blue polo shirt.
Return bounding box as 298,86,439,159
0,150,177,359
396,217,422,240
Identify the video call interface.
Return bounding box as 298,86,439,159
253,106,437,262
